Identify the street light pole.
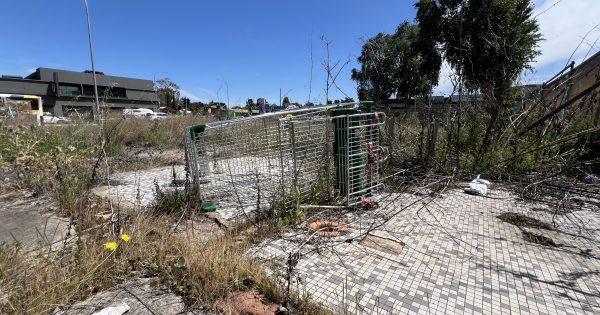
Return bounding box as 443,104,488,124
83,0,100,121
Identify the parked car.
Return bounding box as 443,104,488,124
42,112,70,124
123,108,155,118
143,112,169,120
155,112,169,119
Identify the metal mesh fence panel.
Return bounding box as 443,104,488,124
332,111,386,206
184,105,386,218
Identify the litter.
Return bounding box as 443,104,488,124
91,302,130,315
464,175,491,196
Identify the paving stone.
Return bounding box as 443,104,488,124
251,187,600,314
92,165,186,209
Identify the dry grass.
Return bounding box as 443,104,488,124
105,115,213,150
0,115,212,196
0,114,338,314
0,212,275,314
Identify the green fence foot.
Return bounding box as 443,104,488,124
201,201,217,213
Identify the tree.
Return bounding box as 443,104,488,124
351,22,437,103
351,33,396,102
155,78,180,110
180,97,191,110
416,0,541,155
245,98,256,110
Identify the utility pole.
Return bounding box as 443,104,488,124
84,0,100,121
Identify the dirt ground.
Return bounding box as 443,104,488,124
0,147,182,248
216,290,279,315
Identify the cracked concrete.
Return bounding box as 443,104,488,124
0,192,71,247
64,278,203,315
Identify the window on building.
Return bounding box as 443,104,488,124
106,87,126,98
82,85,126,98
82,85,95,96
59,84,81,96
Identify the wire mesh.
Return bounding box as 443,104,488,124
184,105,386,218
333,111,386,206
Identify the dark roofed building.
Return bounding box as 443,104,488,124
0,68,158,116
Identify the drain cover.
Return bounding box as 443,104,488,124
360,235,404,255
308,220,349,237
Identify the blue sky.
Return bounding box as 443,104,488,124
1,0,598,105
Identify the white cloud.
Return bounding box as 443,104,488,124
196,87,218,100
435,0,600,94
180,89,204,102
533,0,600,68
434,62,457,96
179,87,223,103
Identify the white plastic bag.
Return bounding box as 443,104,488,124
91,302,130,315
464,175,490,196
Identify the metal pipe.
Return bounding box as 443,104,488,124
84,0,100,121
299,205,347,209
542,61,575,88
522,79,600,133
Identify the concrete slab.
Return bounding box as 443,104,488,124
92,164,268,222
64,278,203,315
0,192,71,247
92,165,186,209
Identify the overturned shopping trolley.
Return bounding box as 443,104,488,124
184,102,386,219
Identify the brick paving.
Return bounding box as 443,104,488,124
92,165,600,314
92,164,262,220
92,165,186,208
251,187,600,314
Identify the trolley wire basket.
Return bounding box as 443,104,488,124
184,103,386,219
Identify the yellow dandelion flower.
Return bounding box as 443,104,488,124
120,233,131,242
104,241,118,251
286,114,293,118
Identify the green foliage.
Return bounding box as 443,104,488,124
441,0,541,93
414,0,443,87
279,206,304,228
387,90,598,176
352,21,435,102
141,254,162,278
156,78,181,110
144,121,170,146
258,279,278,302
415,0,542,155
152,180,196,215
415,0,541,93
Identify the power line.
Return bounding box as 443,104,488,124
533,0,566,19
